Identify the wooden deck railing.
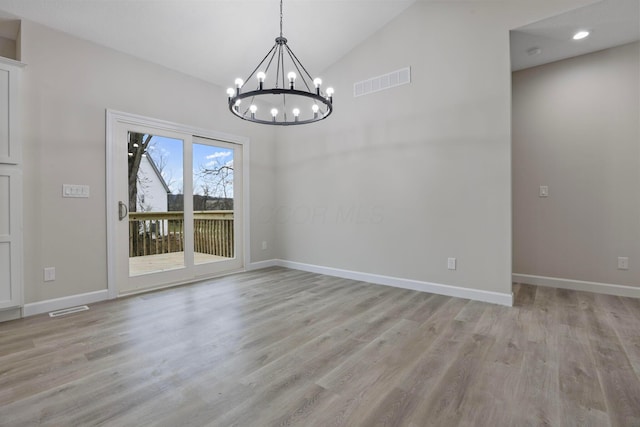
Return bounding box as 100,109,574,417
128,211,234,258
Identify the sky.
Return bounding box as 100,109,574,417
145,135,234,197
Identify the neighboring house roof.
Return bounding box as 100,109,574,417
144,153,171,193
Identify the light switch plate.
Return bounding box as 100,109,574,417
63,184,90,198
539,186,549,197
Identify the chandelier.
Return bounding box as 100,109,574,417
226,0,333,126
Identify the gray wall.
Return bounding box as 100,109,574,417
17,0,597,305
274,1,592,296
513,42,640,287
20,20,277,304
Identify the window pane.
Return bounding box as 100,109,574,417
128,132,184,276
193,143,235,264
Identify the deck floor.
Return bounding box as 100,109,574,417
129,252,228,276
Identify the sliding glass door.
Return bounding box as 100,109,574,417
111,119,243,296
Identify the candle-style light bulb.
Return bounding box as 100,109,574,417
326,87,334,102
226,88,235,98
293,108,300,122
256,71,266,90
250,104,257,119
313,77,322,94
288,72,296,89
234,78,243,95
271,108,278,122
234,99,241,111
312,104,319,119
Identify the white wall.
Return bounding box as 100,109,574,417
19,20,277,304
274,1,593,296
513,42,640,288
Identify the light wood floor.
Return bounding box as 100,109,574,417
1,267,639,426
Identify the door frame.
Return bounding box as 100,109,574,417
105,109,250,299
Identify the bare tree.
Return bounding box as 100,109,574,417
128,132,154,212
197,157,234,210
198,161,233,199
148,144,177,192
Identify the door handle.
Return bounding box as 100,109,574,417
118,201,128,221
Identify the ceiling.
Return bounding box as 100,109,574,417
0,0,415,87
0,0,637,85
511,0,640,71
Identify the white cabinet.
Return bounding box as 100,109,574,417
0,58,24,313
0,167,22,309
0,59,22,165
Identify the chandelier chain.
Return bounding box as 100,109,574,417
279,0,283,38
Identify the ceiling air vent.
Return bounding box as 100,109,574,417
354,67,411,98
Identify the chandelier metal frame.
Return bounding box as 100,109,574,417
227,0,333,126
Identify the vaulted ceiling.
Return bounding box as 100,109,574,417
0,0,414,87
0,0,637,86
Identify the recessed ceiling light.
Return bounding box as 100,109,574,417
573,31,590,40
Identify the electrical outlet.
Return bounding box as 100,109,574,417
44,267,56,282
447,257,457,270
618,257,629,270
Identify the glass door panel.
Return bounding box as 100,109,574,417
110,113,244,297
127,132,184,276
192,142,235,265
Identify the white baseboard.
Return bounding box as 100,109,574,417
268,259,513,306
246,259,279,271
0,307,22,322
23,290,110,317
513,274,640,298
